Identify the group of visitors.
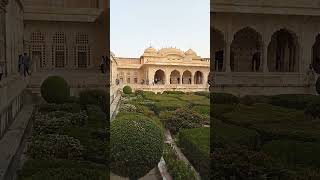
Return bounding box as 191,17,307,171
18,53,31,77
0,53,31,82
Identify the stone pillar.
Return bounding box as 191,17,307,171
180,73,182,84
263,40,269,72
224,40,232,72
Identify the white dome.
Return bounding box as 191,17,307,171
144,47,157,54
185,49,197,56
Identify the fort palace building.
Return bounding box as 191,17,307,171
110,47,210,97
0,0,108,139
211,0,320,96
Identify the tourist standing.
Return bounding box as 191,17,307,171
18,55,23,73
22,53,31,77
100,56,107,74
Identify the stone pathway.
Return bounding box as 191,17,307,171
110,92,121,121
0,105,34,180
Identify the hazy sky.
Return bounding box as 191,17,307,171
111,0,210,58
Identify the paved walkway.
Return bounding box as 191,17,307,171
110,92,121,121
0,105,34,180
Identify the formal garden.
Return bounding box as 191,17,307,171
17,76,108,180
212,93,320,180
110,85,210,180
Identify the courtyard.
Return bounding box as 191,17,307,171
110,86,210,180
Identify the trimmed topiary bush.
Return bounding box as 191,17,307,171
110,114,164,179
41,76,70,104
123,85,132,94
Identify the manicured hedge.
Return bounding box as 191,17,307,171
194,91,210,98
17,160,108,180
79,90,107,111
263,140,320,168
163,144,197,180
159,108,204,134
163,91,185,95
110,114,164,179
211,93,239,104
152,100,190,114
269,94,317,110
40,76,70,104
178,127,210,180
191,105,210,118
27,134,83,160
221,104,304,127
38,103,81,113
305,99,320,119
213,121,260,149
212,144,290,180
239,95,271,106
211,104,236,119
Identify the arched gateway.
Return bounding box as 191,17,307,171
154,70,165,84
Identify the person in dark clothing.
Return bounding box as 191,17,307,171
0,63,3,81
100,56,106,74
22,53,31,77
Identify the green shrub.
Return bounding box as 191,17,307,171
135,90,144,96
110,114,164,179
21,167,107,180
40,76,70,104
211,93,239,104
211,104,236,119
213,121,260,149
18,159,107,179
28,134,83,160
178,128,210,180
269,94,316,110
65,96,80,104
191,105,210,118
123,85,132,94
86,105,106,129
135,104,155,117
160,108,204,134
152,100,189,115
263,140,320,168
212,144,290,180
163,144,197,180
38,103,81,113
305,99,320,119
163,91,185,95
79,90,107,111
33,113,71,135
119,104,137,113
222,104,304,127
